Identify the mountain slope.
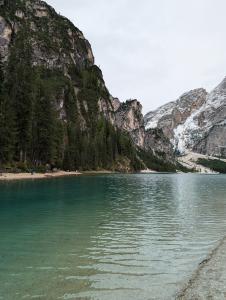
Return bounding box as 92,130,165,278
145,78,226,158
145,88,207,140
0,0,144,171
174,78,226,156
0,0,182,173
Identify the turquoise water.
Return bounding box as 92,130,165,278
0,174,226,300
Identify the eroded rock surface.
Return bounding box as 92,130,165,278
145,78,226,158
115,100,145,148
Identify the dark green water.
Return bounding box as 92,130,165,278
0,174,226,300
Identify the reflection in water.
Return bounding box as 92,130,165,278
0,174,226,299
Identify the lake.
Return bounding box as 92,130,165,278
0,174,226,300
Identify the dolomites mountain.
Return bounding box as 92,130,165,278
145,78,226,158
3,0,222,172
0,0,146,142
1,0,178,172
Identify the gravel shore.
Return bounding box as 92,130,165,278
0,171,81,181
177,236,226,299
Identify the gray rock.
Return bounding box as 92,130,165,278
145,77,226,158
115,99,145,148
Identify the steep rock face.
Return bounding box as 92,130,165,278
0,0,106,134
145,88,207,140
144,129,174,158
145,77,226,158
115,100,145,148
0,0,144,171
175,78,226,156
0,0,94,68
0,15,11,61
194,124,226,157
0,0,147,145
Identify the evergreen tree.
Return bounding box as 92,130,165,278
32,78,55,165
0,55,15,165
5,28,33,163
0,54,3,93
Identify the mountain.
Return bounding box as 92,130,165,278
0,0,181,172
144,78,226,158
0,0,143,171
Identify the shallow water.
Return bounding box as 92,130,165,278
0,174,226,300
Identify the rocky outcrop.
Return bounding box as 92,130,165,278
194,125,226,157
174,78,226,157
112,99,176,159
145,88,207,140
144,128,174,159
0,16,12,61
145,77,226,158
0,0,94,69
114,100,145,148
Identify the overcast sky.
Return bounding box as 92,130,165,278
48,0,226,113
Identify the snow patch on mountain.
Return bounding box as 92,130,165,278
173,107,206,153
145,102,175,130
144,89,207,132
173,77,226,153
144,77,226,157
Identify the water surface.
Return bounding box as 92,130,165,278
0,174,226,300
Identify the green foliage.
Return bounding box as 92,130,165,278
5,27,34,162
0,52,16,163
63,117,142,172
0,0,26,18
197,158,226,173
0,54,3,93
138,149,177,172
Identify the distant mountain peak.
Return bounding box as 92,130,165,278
145,77,226,157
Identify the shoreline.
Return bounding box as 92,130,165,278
0,171,81,181
0,170,224,182
176,235,226,299
0,170,118,181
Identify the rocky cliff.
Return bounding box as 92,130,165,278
145,78,226,158
0,0,190,172
177,77,226,157
145,89,207,139
0,0,94,67
114,100,145,148
0,0,147,171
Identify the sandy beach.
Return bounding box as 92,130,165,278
0,171,81,181
177,236,226,299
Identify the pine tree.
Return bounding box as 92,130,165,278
5,28,33,163
0,54,4,164
32,79,55,165
0,54,3,94
0,53,16,164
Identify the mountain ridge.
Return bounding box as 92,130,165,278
145,77,226,158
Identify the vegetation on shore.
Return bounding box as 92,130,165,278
197,158,226,173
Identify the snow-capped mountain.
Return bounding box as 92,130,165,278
144,77,226,157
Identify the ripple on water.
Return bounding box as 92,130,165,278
0,174,226,299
